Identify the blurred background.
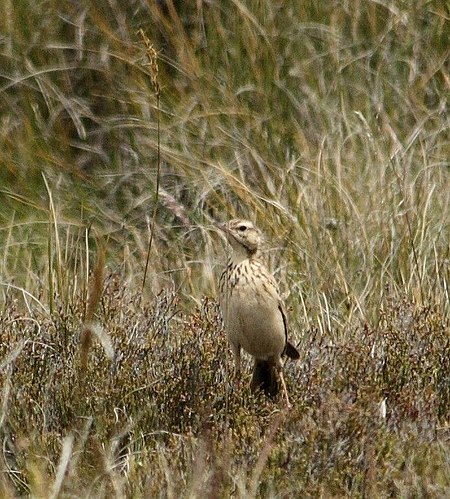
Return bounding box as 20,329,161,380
1,1,449,320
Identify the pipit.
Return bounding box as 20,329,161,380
218,219,300,408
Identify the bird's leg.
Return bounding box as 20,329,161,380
278,370,291,409
231,343,241,388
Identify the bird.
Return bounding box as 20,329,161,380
218,218,300,407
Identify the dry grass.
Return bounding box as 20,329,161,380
1,0,449,497
1,279,449,496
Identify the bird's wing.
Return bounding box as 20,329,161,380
278,301,300,360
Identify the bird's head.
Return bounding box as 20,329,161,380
218,219,262,259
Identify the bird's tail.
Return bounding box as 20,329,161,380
251,360,279,397
285,340,300,360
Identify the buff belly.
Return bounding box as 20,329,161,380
223,285,285,361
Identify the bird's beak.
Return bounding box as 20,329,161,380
215,221,227,233
215,222,233,245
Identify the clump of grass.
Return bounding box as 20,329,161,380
1,0,449,496
1,271,449,496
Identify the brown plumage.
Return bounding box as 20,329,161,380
218,219,300,407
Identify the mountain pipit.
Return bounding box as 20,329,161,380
218,219,300,408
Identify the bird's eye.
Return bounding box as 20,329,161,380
238,225,247,232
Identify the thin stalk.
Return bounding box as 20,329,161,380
139,30,161,295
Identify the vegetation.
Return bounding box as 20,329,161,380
1,0,449,496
